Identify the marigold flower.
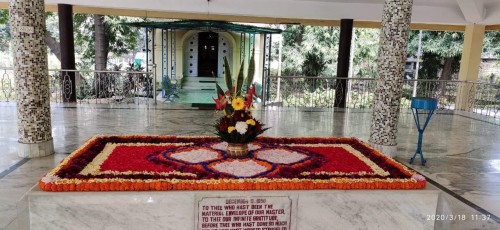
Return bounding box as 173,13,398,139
232,97,245,111
228,126,235,133
246,119,256,126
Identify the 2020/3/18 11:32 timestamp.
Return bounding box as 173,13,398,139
426,214,491,221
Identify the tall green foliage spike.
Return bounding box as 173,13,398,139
235,61,245,96
223,57,232,92
246,49,255,88
215,83,225,96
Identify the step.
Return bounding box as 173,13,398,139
182,77,226,83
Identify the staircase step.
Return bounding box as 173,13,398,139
183,77,225,83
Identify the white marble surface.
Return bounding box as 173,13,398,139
24,187,438,230
28,190,193,230
17,139,54,158
297,191,438,230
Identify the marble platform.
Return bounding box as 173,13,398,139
19,186,439,230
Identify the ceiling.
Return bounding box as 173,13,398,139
1,0,499,26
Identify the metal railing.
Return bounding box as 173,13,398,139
265,76,499,119
2,67,498,120
1,68,154,104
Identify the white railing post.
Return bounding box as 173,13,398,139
412,30,423,97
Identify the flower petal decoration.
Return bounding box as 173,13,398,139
254,147,309,164
167,147,222,164
208,159,272,178
38,135,426,192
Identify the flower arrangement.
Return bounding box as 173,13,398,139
213,49,268,144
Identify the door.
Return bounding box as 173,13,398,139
198,32,219,77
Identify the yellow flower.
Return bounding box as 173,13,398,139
231,97,245,111
246,119,255,126
228,126,235,133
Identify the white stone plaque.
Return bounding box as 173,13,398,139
19,26,34,34
197,196,292,230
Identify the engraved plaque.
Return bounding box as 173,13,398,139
197,196,292,230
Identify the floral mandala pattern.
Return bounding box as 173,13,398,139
150,142,312,178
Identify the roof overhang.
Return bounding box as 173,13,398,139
124,20,282,34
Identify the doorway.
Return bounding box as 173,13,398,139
198,32,219,77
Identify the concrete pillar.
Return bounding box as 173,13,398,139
369,0,413,157
9,0,54,158
334,19,353,108
456,24,485,111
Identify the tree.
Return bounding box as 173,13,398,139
408,31,463,81
0,9,7,24
302,49,326,76
73,14,141,70
483,31,500,56
352,28,379,78
0,10,10,53
407,31,464,101
281,25,339,76
45,12,61,61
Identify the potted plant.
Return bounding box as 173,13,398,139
213,49,269,157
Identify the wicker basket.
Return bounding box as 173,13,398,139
226,143,249,158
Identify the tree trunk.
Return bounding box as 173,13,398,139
94,14,107,71
46,32,61,62
436,57,453,102
94,14,107,98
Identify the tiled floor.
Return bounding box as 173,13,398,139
0,102,499,229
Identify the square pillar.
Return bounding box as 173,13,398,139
456,24,485,111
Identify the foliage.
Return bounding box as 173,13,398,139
281,26,382,78
0,23,10,52
408,31,463,58
352,28,379,78
73,14,141,69
214,50,268,143
281,25,339,76
0,9,7,24
0,10,9,52
406,30,464,83
302,49,326,76
483,31,500,56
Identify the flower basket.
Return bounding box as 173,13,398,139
213,49,269,157
226,143,249,157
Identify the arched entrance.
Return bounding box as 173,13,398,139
184,32,233,78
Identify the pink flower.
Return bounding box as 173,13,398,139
213,94,227,110
244,94,253,107
247,84,257,97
